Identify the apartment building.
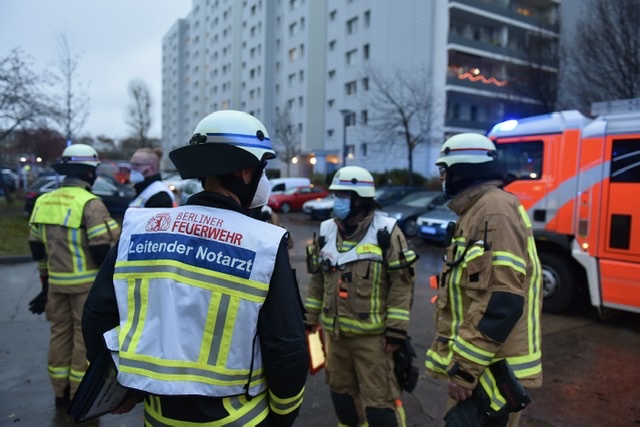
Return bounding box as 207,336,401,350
162,0,562,178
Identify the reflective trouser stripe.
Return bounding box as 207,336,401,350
48,365,70,380
269,388,304,415
144,392,269,426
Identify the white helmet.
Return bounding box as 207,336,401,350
170,110,276,179
329,166,376,198
435,133,497,167
52,144,100,175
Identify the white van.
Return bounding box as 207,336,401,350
269,177,310,194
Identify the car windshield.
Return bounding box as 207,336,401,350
398,192,437,207
284,187,302,195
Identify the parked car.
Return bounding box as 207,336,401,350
382,191,444,237
416,201,458,244
0,169,17,195
374,186,424,207
23,175,136,219
303,195,334,220
268,185,330,213
269,177,311,194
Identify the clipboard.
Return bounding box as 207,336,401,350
68,347,130,423
306,326,326,375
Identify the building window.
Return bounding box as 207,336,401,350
299,70,304,82
346,17,358,34
345,81,357,95
288,73,296,86
328,70,336,79
361,143,368,157
330,10,337,21
364,10,370,27
328,99,335,107
361,110,368,125
327,129,334,137
329,40,336,51
346,49,358,66
362,77,369,90
363,44,369,60
289,22,297,36
289,47,297,60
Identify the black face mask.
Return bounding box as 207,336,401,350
220,162,265,208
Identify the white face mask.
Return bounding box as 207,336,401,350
249,171,271,209
129,170,145,184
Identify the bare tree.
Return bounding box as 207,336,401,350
0,48,55,143
125,79,153,148
365,66,438,185
272,106,301,176
559,0,640,112
52,33,90,144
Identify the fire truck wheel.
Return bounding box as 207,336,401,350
539,252,576,313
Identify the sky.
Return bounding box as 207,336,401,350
0,0,192,140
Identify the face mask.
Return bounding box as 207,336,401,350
249,171,271,209
333,197,351,220
129,170,145,184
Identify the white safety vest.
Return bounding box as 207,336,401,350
319,212,397,266
129,180,176,208
112,205,285,397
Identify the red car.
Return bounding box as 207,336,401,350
268,185,329,213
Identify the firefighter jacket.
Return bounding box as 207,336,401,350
305,210,417,341
129,174,176,208
83,191,308,426
29,178,120,287
425,181,543,392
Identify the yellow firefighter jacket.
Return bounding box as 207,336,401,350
425,181,543,390
305,210,417,340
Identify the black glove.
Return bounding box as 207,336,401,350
28,275,48,315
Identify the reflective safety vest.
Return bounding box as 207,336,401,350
318,212,397,267
129,180,177,208
30,186,111,286
113,205,285,397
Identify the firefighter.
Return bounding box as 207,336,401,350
305,166,418,427
425,133,543,426
82,110,308,426
128,147,176,207
27,143,120,407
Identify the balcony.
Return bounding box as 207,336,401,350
451,0,560,33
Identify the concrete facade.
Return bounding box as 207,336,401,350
161,0,563,179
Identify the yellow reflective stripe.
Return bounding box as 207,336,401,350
48,365,70,379
527,237,542,355
114,260,268,302
491,251,526,275
87,219,119,239
320,313,384,335
478,368,507,412
371,261,382,324
449,241,465,335
67,227,88,273
425,348,451,375
49,270,99,285
145,392,269,426
341,240,357,251
465,245,484,262
198,293,236,367
518,205,532,228
506,351,542,378
453,336,494,366
387,307,410,322
120,278,147,354
356,243,382,256
29,222,41,239
119,352,266,386
70,368,85,383
269,387,305,415
305,297,322,310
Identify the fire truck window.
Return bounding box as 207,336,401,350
495,141,543,180
611,139,640,183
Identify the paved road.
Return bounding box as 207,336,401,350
1,212,639,426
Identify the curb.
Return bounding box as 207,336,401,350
0,255,33,264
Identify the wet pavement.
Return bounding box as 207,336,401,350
1,212,639,426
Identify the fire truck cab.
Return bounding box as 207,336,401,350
487,99,640,315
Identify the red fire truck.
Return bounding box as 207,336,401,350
487,98,640,315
